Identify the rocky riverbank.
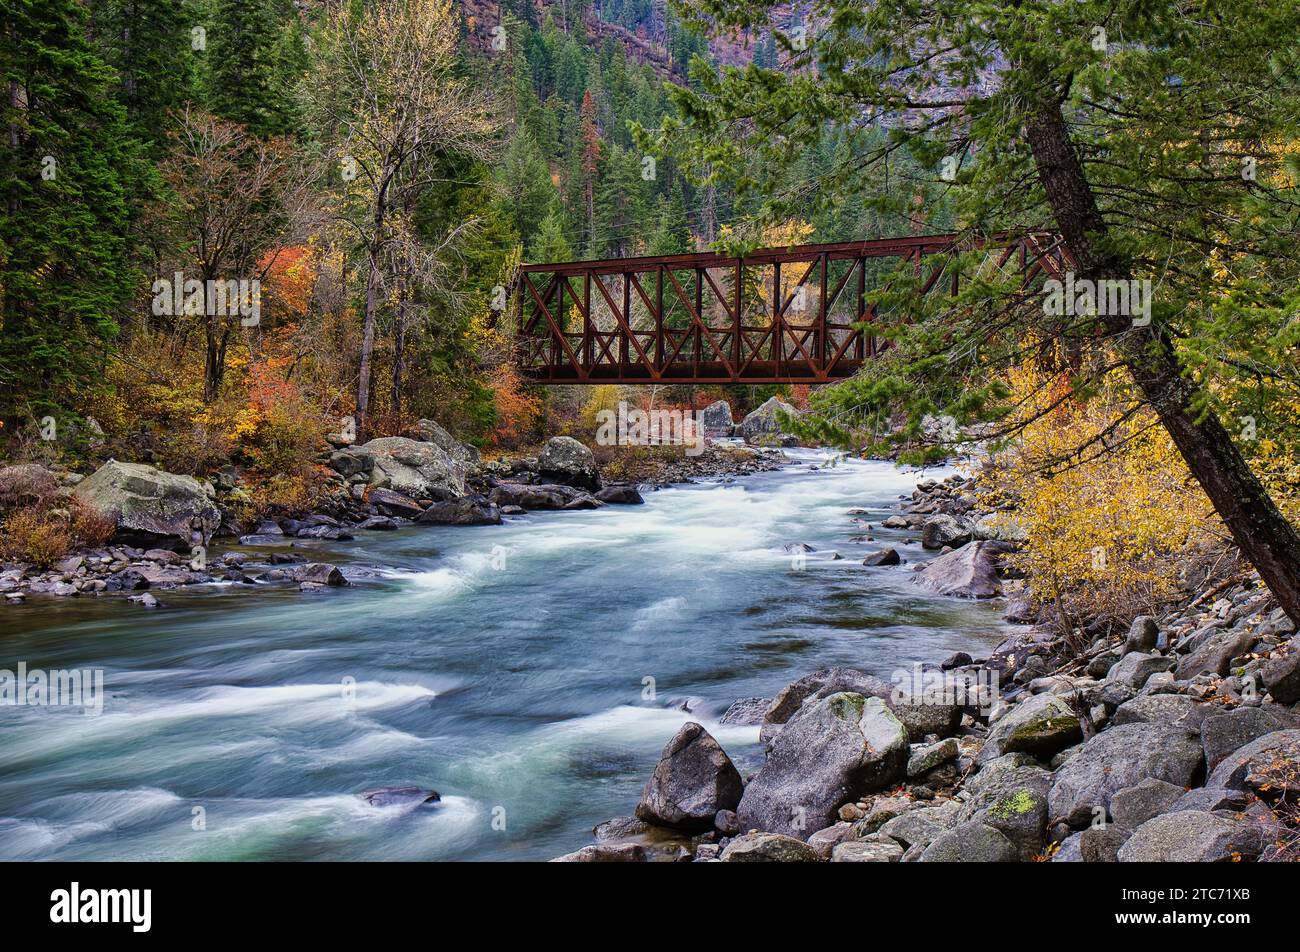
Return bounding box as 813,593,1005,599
556,471,1300,862
0,410,793,605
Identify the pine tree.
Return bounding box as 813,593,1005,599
579,89,601,253
206,0,295,137
91,0,198,145
0,0,134,426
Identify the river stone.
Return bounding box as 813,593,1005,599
416,496,502,526
1174,627,1259,680
551,843,648,862
1124,615,1160,654
1110,778,1186,830
361,436,466,500
1105,651,1174,690
1168,787,1251,813
912,540,1013,599
1079,824,1128,862
878,800,962,852
296,563,347,587
919,821,1018,862
1048,723,1204,828
73,461,221,547
758,667,891,746
979,692,1082,764
595,485,644,505
403,418,480,466
720,696,770,726
890,694,964,743
1205,728,1300,799
1052,832,1084,862
358,786,440,808
1262,645,1300,703
958,754,1053,860
862,547,901,566
328,448,373,479
537,436,600,490
738,694,907,839
806,822,857,859
699,400,735,439
832,839,904,862
488,483,600,511
1117,811,1263,862
635,722,743,832
367,487,424,519
1111,693,1210,732
908,738,959,777
921,515,971,550
739,396,801,446
1201,707,1300,772
720,832,821,862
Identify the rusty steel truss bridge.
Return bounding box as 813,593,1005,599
508,231,1070,385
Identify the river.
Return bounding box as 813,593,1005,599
0,450,1012,861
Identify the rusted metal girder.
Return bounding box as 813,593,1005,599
509,231,1068,385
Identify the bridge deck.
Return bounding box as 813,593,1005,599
510,232,1066,385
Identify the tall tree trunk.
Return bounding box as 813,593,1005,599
1025,101,1300,624
356,248,379,441
391,270,407,426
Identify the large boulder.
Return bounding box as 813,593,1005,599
635,723,743,832
1109,778,1186,831
699,400,735,439
1106,651,1174,690
1111,693,1211,731
537,436,600,490
978,693,1082,764
956,754,1054,860
360,437,466,500
1117,811,1263,862
367,487,423,519
73,461,220,547
740,396,801,446
737,693,908,839
912,540,1014,599
403,418,480,466
1048,723,1205,828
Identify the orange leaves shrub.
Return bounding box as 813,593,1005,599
0,509,72,567
488,364,543,448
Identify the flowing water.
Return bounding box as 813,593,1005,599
0,451,1012,861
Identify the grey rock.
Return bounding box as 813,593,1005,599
921,515,972,550
1169,787,1251,813
1124,615,1160,655
862,547,901,567
1080,824,1128,862
416,496,502,526
737,694,907,839
878,800,962,852
719,696,770,726
1110,778,1187,830
908,738,960,777
1201,706,1300,772
806,822,856,859
1118,811,1262,862
635,723,743,832
739,396,801,446
367,487,424,519
912,540,1014,599
832,839,904,862
360,436,466,500
1112,693,1210,732
1206,728,1300,800
1174,627,1259,681
403,418,479,466
719,832,820,862
919,821,1018,862
296,563,348,587
1106,651,1174,690
488,483,600,511
1261,646,1300,703
551,843,648,862
698,400,735,439
1048,723,1205,828
758,667,891,746
1052,832,1084,862
595,485,644,505
537,436,600,490
979,692,1082,764
73,461,221,547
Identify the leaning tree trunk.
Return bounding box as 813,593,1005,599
1025,101,1300,624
